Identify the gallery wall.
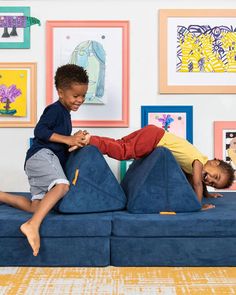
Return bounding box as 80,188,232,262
1,0,236,192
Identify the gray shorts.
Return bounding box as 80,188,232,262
25,148,69,200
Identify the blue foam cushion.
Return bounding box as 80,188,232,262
0,203,113,237
56,146,127,213
121,147,201,213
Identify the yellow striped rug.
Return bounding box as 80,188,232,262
0,267,236,294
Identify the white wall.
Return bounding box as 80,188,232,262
1,0,236,192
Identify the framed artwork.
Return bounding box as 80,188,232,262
141,105,193,143
120,159,133,181
0,6,30,49
159,9,236,93
214,121,236,190
46,20,129,127
0,63,37,127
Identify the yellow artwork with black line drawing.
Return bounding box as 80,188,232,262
0,69,27,117
177,25,236,73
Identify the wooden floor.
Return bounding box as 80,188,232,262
1,266,236,294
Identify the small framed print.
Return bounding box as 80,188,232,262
0,62,37,127
0,7,40,49
214,121,236,190
141,105,193,143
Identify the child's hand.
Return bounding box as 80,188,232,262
201,203,216,211
68,130,91,152
205,192,223,198
68,130,86,147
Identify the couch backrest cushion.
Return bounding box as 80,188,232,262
56,146,127,213
121,147,201,213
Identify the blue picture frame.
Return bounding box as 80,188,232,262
141,105,193,143
0,6,30,49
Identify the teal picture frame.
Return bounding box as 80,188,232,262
120,159,133,181
0,6,30,49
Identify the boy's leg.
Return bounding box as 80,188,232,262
23,149,70,256
20,183,69,256
90,124,165,160
0,192,40,213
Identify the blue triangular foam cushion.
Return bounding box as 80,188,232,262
121,147,201,213
57,146,127,213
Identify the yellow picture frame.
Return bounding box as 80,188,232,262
0,62,37,127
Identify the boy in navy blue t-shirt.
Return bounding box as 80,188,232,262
0,64,89,256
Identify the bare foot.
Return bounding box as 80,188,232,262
20,222,40,256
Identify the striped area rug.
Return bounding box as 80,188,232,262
0,267,236,294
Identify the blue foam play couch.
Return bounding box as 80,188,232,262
1,146,236,266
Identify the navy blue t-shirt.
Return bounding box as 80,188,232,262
25,100,72,169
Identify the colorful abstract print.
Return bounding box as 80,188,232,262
176,25,236,73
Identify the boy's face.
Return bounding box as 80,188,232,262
58,82,88,112
202,160,228,189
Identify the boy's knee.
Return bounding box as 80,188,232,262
146,124,159,132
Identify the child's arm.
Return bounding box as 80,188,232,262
192,160,215,210
192,160,204,203
34,107,87,148
49,130,87,148
203,183,223,198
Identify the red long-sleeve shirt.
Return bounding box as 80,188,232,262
89,125,165,160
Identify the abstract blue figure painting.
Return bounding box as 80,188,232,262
70,40,106,104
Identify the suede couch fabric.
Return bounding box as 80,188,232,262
0,237,110,267
110,237,236,266
121,147,201,213
112,194,236,237
110,194,236,266
0,204,112,237
0,193,236,266
57,146,127,213
0,199,112,266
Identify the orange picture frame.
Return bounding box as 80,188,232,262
46,20,129,127
159,9,236,94
214,121,236,190
0,62,37,127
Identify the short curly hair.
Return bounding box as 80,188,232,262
218,160,235,188
54,64,89,90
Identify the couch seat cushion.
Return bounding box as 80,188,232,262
112,193,236,237
0,204,112,238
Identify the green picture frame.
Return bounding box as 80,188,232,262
120,159,133,181
0,6,30,49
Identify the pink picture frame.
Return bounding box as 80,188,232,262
214,121,236,190
46,20,129,127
